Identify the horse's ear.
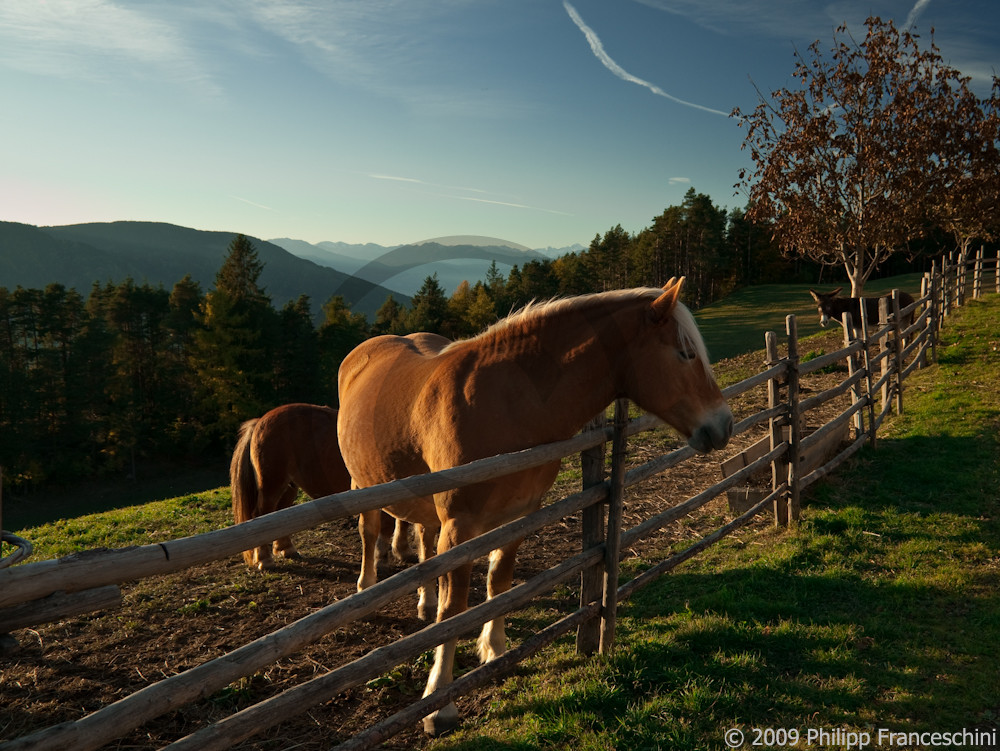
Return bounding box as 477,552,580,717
831,287,843,296
808,289,821,302
650,277,685,324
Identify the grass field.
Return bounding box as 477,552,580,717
427,293,1000,750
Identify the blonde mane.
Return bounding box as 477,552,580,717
450,287,713,371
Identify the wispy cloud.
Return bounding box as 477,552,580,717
451,195,573,216
0,0,220,97
904,0,932,29
232,196,274,211
370,173,569,215
562,1,728,117
669,177,691,185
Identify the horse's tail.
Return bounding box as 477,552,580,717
230,418,260,566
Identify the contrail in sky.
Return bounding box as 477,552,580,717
904,0,932,29
562,1,728,117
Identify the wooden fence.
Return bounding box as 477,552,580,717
1,250,997,751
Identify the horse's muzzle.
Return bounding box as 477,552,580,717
687,405,734,454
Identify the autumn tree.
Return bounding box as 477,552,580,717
734,17,972,295
925,74,1000,257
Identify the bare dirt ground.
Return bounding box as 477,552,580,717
1,332,857,750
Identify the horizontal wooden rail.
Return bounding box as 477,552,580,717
799,341,862,375
799,369,866,414
0,425,615,610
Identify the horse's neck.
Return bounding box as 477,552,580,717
490,306,631,435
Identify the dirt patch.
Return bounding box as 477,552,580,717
0,332,861,750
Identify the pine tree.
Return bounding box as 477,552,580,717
407,274,449,334
191,235,278,446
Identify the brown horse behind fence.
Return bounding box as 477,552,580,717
230,403,412,570
809,287,915,338
337,278,733,735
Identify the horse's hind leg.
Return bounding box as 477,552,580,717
251,488,276,571
271,484,301,561
477,539,522,663
375,510,394,564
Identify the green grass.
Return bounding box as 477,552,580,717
695,274,924,362
429,294,1000,751
5,488,232,561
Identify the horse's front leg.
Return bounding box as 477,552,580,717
422,521,472,736
357,507,382,591
415,522,439,621
477,538,523,663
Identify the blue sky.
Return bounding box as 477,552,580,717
1,0,997,250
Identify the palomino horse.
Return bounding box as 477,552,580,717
809,287,914,339
230,403,413,570
337,278,733,735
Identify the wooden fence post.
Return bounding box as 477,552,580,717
879,297,891,415
599,398,629,655
857,303,877,449
576,412,607,656
891,290,904,415
995,249,999,295
765,331,787,527
842,311,865,440
785,316,801,523
974,245,984,299
943,252,953,319
918,275,930,369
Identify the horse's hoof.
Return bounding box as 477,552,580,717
423,703,459,736
278,549,301,560
256,559,276,571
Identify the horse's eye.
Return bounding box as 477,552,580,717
678,348,697,362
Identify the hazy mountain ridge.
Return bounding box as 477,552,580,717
268,235,585,296
0,221,407,320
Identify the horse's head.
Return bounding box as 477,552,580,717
625,278,733,453
808,288,843,328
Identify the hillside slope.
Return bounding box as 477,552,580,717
0,221,408,319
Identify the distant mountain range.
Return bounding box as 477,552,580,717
0,221,584,320
269,234,583,306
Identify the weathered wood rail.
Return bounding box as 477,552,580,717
1,251,996,751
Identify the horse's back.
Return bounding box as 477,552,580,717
338,334,454,477
254,403,349,495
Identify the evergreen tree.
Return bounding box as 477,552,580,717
275,295,320,405
407,274,449,333
191,235,278,446
373,295,407,335
318,295,368,404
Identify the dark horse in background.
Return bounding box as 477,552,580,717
809,287,914,339
230,403,413,570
